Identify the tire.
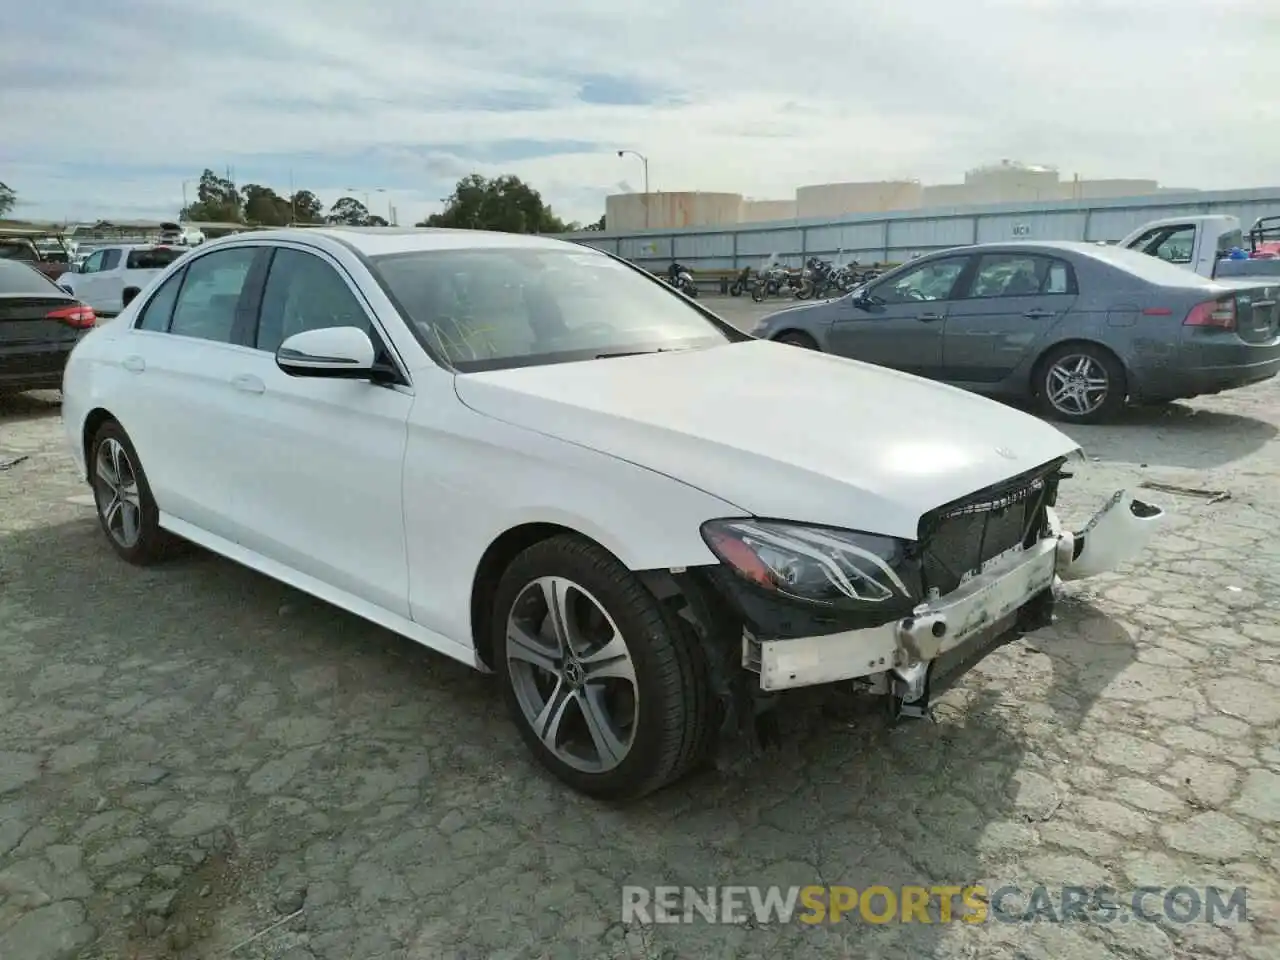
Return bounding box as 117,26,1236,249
122,288,141,307
88,420,174,565
750,283,767,303
795,279,814,300
729,281,744,297
1033,343,1127,424
776,331,819,350
491,534,714,802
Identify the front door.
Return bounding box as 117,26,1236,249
942,253,1079,385
826,254,972,378
216,245,413,618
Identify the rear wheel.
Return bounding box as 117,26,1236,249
1034,343,1126,424
89,421,173,564
750,283,767,303
492,535,714,801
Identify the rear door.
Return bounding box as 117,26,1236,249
942,253,1079,384
111,245,270,539
826,254,972,378
0,262,86,387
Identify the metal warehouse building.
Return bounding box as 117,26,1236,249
568,186,1280,271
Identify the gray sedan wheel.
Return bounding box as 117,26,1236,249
1035,343,1126,424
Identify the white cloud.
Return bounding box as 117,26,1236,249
3,0,1277,224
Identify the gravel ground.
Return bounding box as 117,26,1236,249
1,298,1278,959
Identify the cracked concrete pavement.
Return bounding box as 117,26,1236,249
0,296,1277,958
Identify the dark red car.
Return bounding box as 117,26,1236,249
0,259,96,396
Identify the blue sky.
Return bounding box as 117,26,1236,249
2,0,1277,225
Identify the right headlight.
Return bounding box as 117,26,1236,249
700,519,920,610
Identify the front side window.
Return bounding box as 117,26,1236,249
79,250,105,274
1135,225,1195,263
368,248,731,372
255,249,371,353
168,248,257,344
871,257,969,305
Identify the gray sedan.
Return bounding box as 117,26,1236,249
751,241,1280,423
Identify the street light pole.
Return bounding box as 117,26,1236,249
616,150,650,229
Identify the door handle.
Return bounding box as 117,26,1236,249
916,312,944,322
122,355,145,373
1023,309,1054,319
230,374,265,394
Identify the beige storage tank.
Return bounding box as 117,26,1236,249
1064,178,1160,201
961,161,1062,204
605,192,743,231
741,199,798,223
795,181,922,218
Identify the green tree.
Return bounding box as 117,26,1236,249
0,181,15,218
418,174,569,233
241,184,292,226
584,214,606,231
184,168,242,222
289,190,324,223
326,196,370,226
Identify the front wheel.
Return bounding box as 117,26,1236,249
729,281,744,297
492,535,714,801
750,283,767,303
1034,344,1127,424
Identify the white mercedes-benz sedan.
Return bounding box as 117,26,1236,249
61,227,1165,800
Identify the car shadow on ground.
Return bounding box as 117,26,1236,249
994,399,1277,471
0,517,1139,958
0,390,61,427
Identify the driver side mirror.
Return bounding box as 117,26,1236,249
276,326,376,379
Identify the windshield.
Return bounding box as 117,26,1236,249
369,247,732,372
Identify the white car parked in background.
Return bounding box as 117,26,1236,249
59,244,188,315
59,227,1165,800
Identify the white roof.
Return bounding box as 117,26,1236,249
237,226,582,257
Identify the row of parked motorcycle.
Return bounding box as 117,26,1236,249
730,257,885,302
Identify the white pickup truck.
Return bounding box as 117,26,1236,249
1117,214,1280,280
57,244,189,316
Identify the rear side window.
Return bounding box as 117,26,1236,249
101,249,122,270
127,248,185,270
136,269,186,331
168,248,257,343
0,259,62,295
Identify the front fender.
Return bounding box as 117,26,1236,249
1049,490,1166,581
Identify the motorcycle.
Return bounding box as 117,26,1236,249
750,262,789,302
664,262,700,298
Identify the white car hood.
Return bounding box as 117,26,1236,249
453,341,1081,540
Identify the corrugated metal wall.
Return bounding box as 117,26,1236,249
566,187,1280,271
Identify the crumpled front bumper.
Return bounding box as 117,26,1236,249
749,489,1165,693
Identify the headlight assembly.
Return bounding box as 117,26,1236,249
700,519,920,609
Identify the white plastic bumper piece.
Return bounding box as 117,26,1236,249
1051,489,1166,582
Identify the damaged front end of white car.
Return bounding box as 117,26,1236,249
644,455,1165,754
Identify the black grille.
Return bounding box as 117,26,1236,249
918,461,1063,597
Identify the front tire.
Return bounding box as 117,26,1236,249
492,535,714,801
89,421,173,564
1033,343,1126,424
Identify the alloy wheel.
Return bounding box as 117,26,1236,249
505,576,639,774
1045,354,1110,418
93,438,143,548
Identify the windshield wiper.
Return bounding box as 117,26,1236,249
594,347,683,359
